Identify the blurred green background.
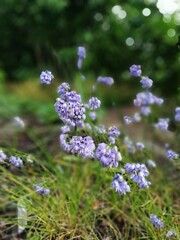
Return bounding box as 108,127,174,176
0,0,179,111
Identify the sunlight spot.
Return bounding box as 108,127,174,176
94,13,103,21
142,8,151,16
167,28,176,37
126,37,134,46
157,0,178,15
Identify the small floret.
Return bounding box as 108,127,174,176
40,70,54,84
9,156,23,167
150,214,164,228
129,64,142,77
111,173,130,195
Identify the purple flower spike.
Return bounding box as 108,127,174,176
40,70,54,85
129,64,142,77
77,46,86,69
111,173,130,195
150,214,164,228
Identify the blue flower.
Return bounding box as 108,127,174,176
129,64,142,77
95,143,122,168
34,185,50,195
88,97,101,110
9,156,23,167
0,150,7,162
147,159,156,168
140,76,153,89
111,173,130,195
97,76,114,86
155,118,169,132
175,107,180,122
40,70,54,85
166,149,179,160
77,46,86,69
150,214,164,228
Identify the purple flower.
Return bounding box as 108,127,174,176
97,76,114,86
69,135,95,158
77,46,86,69
150,214,164,228
153,96,164,105
140,76,153,89
136,142,145,150
108,126,120,138
133,112,141,122
95,143,122,168
166,149,179,160
88,97,101,110
54,97,86,127
89,111,96,121
175,107,180,122
0,150,7,162
124,163,151,188
129,64,142,77
134,91,154,106
40,70,54,85
124,116,133,125
155,118,169,132
9,156,23,167
111,173,130,195
34,185,50,195
57,82,70,99
147,159,156,168
166,230,176,238
61,125,70,133
141,106,151,116
60,134,71,152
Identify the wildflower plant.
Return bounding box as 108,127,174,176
0,46,179,239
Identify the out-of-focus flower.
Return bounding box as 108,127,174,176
0,150,7,162
77,46,86,69
147,159,156,168
13,116,25,128
129,64,142,77
166,230,176,238
141,106,151,116
136,142,145,150
111,173,130,195
34,185,50,195
150,214,164,228
88,97,101,110
155,118,169,132
61,125,70,134
9,156,23,167
140,76,153,89
166,149,179,160
40,70,54,84
174,107,180,122
89,111,96,121
133,112,141,122
124,116,133,125
97,76,114,86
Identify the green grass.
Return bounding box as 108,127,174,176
0,124,179,240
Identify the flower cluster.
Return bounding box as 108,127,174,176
40,70,54,85
95,143,122,168
97,76,114,86
166,149,179,160
60,134,95,159
150,214,164,228
130,65,142,77
111,173,130,195
88,97,101,110
55,83,86,127
124,163,151,188
108,126,120,144
34,185,50,195
155,118,169,132
9,156,23,167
